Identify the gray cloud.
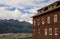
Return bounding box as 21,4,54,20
0,0,57,23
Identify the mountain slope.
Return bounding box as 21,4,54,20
0,19,32,34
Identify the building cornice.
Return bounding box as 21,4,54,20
32,1,60,18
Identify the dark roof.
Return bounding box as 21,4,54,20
37,1,58,11
32,1,60,18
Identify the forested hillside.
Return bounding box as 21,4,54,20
0,19,32,34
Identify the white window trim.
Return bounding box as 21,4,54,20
54,15,58,23
45,28,47,36
54,28,58,35
47,17,50,24
42,18,45,25
49,28,52,35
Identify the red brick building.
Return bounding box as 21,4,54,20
32,1,60,39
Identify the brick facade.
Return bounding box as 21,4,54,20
33,1,60,39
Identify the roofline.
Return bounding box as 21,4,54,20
37,1,59,11
32,1,60,18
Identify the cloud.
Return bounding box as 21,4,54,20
0,7,21,20
0,0,58,8
5,7,16,11
0,7,34,23
0,0,57,23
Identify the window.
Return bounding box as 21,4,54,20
42,18,45,25
57,2,60,7
49,28,52,35
44,7,48,11
37,19,40,26
38,29,40,34
47,17,50,24
54,15,58,23
53,3,57,8
54,28,58,35
38,10,42,14
45,28,47,36
33,20,36,26
48,6,52,10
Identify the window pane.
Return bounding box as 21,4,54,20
54,15,58,23
54,28,58,35
45,28,47,35
49,28,52,35
47,17,50,24
42,18,45,25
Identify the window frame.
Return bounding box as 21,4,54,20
42,18,45,25
54,28,58,35
45,28,47,36
54,15,58,23
47,17,50,24
37,19,40,26
49,28,52,35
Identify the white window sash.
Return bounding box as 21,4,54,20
49,28,52,35
54,15,57,23
45,28,47,35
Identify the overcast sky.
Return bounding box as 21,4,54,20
0,0,58,23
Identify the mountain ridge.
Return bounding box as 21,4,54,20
0,19,32,34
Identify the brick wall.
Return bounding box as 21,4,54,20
33,8,60,39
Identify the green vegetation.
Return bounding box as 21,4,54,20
0,19,32,33
0,33,32,39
